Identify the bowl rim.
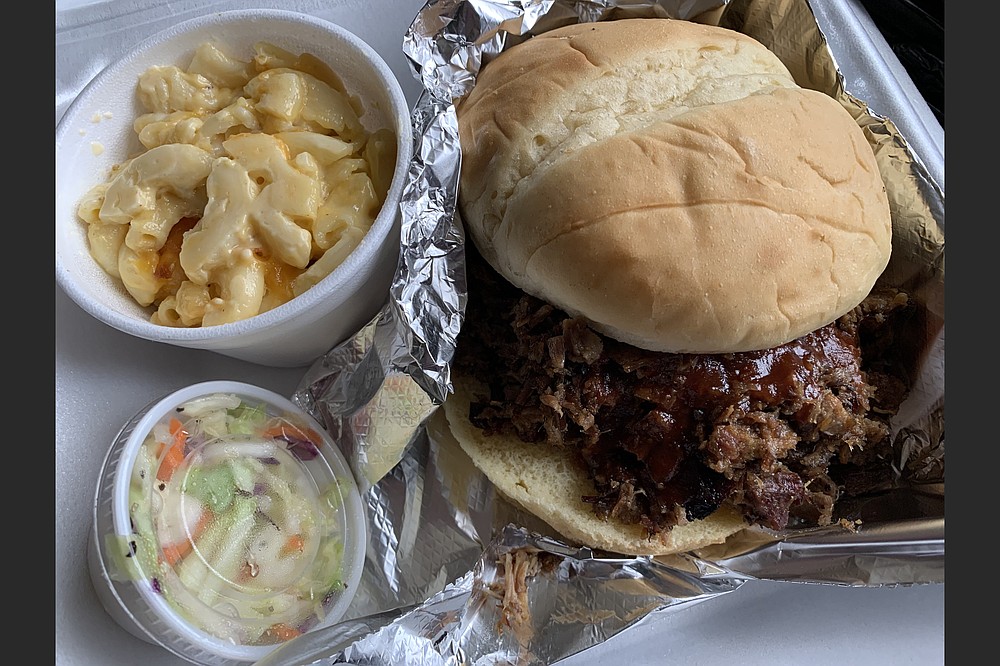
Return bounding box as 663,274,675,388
55,8,413,344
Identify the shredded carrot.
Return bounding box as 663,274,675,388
266,623,302,642
160,509,212,566
281,534,305,556
156,418,188,482
263,420,322,445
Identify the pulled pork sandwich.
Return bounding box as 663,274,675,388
443,18,914,555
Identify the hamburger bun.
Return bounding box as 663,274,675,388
457,18,892,354
443,376,748,556
447,18,895,556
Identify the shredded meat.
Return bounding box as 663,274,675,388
489,550,543,648
455,246,915,535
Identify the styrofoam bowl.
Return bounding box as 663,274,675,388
55,9,412,367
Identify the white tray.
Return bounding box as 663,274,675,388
55,1,944,664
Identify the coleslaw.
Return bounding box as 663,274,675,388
112,391,355,647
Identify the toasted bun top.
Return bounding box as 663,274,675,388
456,18,892,353
442,376,748,555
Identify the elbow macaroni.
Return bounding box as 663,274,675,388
77,41,396,327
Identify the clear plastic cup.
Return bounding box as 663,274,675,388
88,381,367,665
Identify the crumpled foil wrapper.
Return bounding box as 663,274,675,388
284,0,945,663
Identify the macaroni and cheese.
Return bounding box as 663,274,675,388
77,41,396,327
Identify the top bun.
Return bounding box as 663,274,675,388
456,18,892,353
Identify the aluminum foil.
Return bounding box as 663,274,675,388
286,0,946,663
258,523,753,666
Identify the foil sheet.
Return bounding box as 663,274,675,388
258,524,753,666
286,0,946,663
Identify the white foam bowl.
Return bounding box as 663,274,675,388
56,9,413,367
88,380,368,665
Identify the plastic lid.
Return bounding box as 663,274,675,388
89,381,367,665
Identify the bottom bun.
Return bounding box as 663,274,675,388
443,376,748,556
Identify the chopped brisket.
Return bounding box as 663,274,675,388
454,246,914,535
